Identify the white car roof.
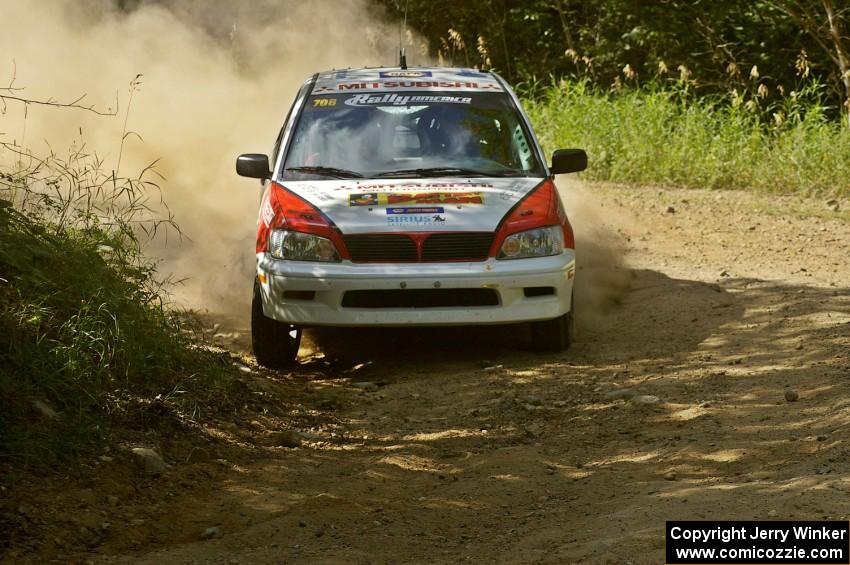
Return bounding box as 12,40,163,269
311,67,505,94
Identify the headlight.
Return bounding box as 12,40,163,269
268,229,340,262
497,225,564,260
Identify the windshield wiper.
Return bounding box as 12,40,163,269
375,167,497,178
285,166,363,179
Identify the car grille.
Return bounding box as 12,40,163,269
343,234,418,262
421,233,494,261
343,233,494,263
341,288,499,308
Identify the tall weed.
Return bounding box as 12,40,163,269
523,78,850,196
0,142,232,466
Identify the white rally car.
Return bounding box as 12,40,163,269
237,67,586,367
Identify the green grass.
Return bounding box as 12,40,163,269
0,146,236,469
523,79,850,197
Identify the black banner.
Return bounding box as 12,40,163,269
666,521,849,564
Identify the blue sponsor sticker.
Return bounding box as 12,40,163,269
379,70,433,78
387,214,447,225
386,207,445,215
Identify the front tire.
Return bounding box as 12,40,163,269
251,282,302,368
530,306,574,352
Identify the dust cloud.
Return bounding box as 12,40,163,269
558,178,633,328
0,0,419,320
0,2,627,332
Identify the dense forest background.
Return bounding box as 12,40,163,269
370,0,850,194
377,0,850,121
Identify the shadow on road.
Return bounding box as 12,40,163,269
15,268,850,564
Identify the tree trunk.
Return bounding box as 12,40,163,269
554,0,576,53
499,13,512,82
822,0,850,128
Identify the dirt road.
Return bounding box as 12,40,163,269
6,182,850,564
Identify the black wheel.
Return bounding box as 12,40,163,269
251,282,302,368
530,304,574,352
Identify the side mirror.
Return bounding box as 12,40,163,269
236,154,271,179
550,149,587,175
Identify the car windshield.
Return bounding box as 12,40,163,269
282,91,544,179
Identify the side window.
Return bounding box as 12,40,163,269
512,123,533,170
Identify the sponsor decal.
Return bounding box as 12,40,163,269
379,70,432,78
385,207,445,215
336,181,494,192
325,80,502,91
260,195,275,226
457,70,489,78
350,193,379,206
312,98,337,107
350,192,484,207
387,214,448,226
345,93,471,107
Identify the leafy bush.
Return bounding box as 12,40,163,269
0,144,233,465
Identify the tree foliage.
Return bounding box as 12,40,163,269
379,0,850,117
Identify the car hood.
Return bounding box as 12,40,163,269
281,177,544,234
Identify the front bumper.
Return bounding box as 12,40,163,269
256,251,575,327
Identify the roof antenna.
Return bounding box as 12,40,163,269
398,0,409,69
